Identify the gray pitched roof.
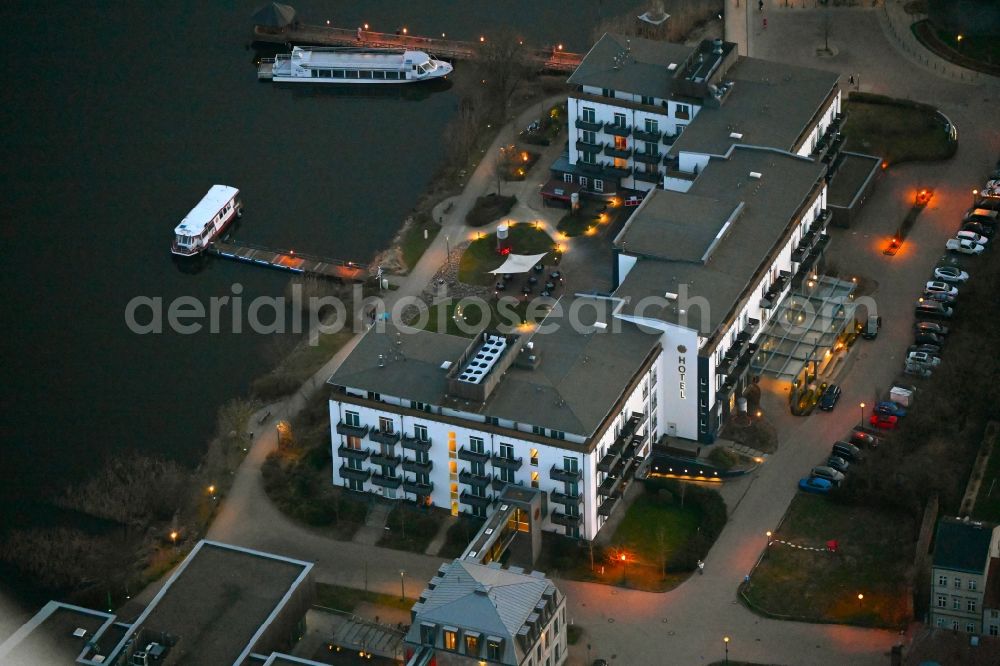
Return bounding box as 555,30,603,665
933,518,997,573
568,33,695,99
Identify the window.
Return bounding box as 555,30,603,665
551,430,566,440
347,456,363,470
499,443,514,459
675,103,691,119
414,424,428,441
594,179,604,192
581,129,597,145
580,151,597,165
582,106,596,123
498,467,514,483
563,173,573,183
373,70,385,79
531,471,540,488
955,577,962,589
644,117,659,133
935,617,945,628
317,69,331,78
379,416,394,434
991,624,999,637
470,436,485,453
345,435,362,451
641,95,655,106
563,457,579,473
530,448,539,465
953,597,961,610
471,460,485,476
966,623,976,633
465,634,480,655
345,411,360,427
969,579,977,591
968,599,977,613
936,595,946,608
420,623,436,644
348,477,364,491
602,88,615,98
993,610,1000,619
486,416,500,426
614,135,627,150
952,620,959,631
644,141,657,155
565,481,579,498
579,176,588,188
360,70,373,79
444,629,457,650
532,425,545,435
367,391,381,401
613,112,626,128
487,639,502,660
346,70,359,79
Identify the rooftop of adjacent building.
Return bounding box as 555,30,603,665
933,517,999,574
612,145,826,342
329,299,660,440
567,33,699,101
985,557,1000,610
0,603,118,666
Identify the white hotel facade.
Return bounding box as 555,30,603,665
330,35,868,539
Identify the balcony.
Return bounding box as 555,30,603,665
459,470,491,487
662,133,678,146
551,511,583,527
339,465,371,482
403,479,434,495
602,163,632,178
732,342,759,377
597,474,624,497
371,472,403,489
492,454,523,470
550,465,581,483
460,491,492,508
401,458,433,475
634,170,663,184
458,447,491,464
337,445,370,461
603,143,632,159
575,139,602,153
577,160,603,176
369,452,401,468
598,494,621,517
369,429,400,447
336,421,369,438
632,150,663,164
633,127,662,143
760,274,790,309
811,233,830,256
596,448,621,474
809,209,833,236
603,122,631,137
575,117,603,132
401,435,431,452
550,490,583,507
491,476,512,492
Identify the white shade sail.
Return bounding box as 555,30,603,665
488,252,549,275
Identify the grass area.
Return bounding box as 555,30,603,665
251,327,354,402
465,193,517,227
971,424,1000,522
438,515,486,559
458,224,555,286
612,493,702,564
843,94,955,166
744,494,913,629
566,624,583,646
400,213,441,272
421,299,538,336
707,446,741,470
377,504,447,553
315,582,416,614
910,20,1000,76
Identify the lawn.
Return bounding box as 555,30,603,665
437,515,485,558
612,493,702,564
377,504,447,553
744,494,913,629
556,200,626,238
421,299,539,337
465,193,517,227
842,94,955,166
400,213,441,272
458,224,555,286
315,582,416,614
971,423,1000,523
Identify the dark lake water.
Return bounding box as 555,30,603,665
0,0,624,609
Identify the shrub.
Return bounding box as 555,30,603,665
466,194,517,227
250,372,301,402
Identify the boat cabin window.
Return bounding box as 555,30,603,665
317,69,332,78
360,71,373,79
373,71,385,80
346,70,359,79
386,71,400,80
332,70,345,78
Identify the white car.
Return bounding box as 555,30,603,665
907,351,941,367
925,280,959,296
946,238,985,255
933,266,969,283
956,230,989,246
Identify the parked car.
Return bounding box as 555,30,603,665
946,238,986,255
933,266,969,283
924,281,958,296
962,221,994,238
914,331,945,346
861,314,882,340
964,207,998,226
956,230,989,246
909,343,942,356
870,413,899,429
850,429,879,449
826,456,850,473
811,466,845,484
915,301,954,320
915,321,949,336
799,476,833,495
907,351,941,367
875,401,907,417
920,291,956,306
818,384,842,411
905,363,933,378
833,441,864,462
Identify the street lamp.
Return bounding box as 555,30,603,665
620,552,628,582
973,189,979,205
766,530,772,547
400,570,406,601
859,402,866,429
857,592,864,608
724,636,730,664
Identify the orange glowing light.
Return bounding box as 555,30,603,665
557,44,563,50
620,553,627,561
402,27,408,34
480,36,485,43
364,23,369,30
881,160,888,169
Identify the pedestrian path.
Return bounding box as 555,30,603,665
423,514,456,556
354,500,392,546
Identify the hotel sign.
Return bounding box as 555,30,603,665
677,345,688,399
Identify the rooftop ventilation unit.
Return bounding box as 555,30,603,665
73,628,87,638
593,321,608,330
749,171,762,179
664,291,678,300
667,62,678,71
485,528,494,535
440,361,452,370
729,132,743,139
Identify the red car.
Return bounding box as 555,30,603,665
870,413,898,430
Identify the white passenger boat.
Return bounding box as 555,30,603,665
171,185,242,257
265,46,452,84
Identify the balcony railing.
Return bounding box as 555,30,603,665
550,490,583,507
369,429,401,446
339,465,371,482
760,274,791,309
459,491,492,508
491,476,512,492
662,133,678,146
370,472,402,489
575,139,602,153
601,163,632,178
603,143,632,159
634,170,662,184
369,452,401,468
577,161,603,175
401,458,433,474
336,421,369,438
492,454,523,470
401,435,431,452
598,494,621,517
550,465,581,482
459,470,491,487
403,479,434,495
632,150,663,164
603,122,631,137
458,447,491,464
633,127,662,143
596,448,621,474
551,511,583,527
575,117,603,132
597,474,624,497
337,445,370,461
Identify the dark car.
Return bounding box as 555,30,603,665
818,384,842,411
874,400,907,417
826,456,850,473
915,301,954,320
962,221,995,238
832,441,864,462
920,291,956,306
915,321,949,336
914,331,944,346
909,343,942,356
850,429,879,449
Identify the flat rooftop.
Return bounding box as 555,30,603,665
0,603,115,666
330,302,660,439
669,56,840,156
568,33,695,100
827,152,881,208
136,541,312,666
614,146,826,342
614,192,742,262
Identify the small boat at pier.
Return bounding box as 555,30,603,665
171,185,242,257
259,46,452,83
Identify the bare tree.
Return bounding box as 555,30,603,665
492,145,514,195
444,95,483,165
656,526,669,579
476,29,531,120
819,10,833,53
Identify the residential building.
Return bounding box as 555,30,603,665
404,559,566,666
929,517,1000,634
983,557,1000,637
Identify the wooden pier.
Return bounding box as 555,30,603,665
252,24,582,73
208,239,370,282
